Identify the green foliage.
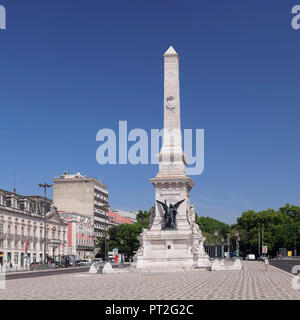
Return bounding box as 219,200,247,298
235,204,300,256
195,215,231,242
136,210,151,228
97,204,300,259
98,210,150,258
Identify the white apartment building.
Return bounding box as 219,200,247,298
0,189,68,268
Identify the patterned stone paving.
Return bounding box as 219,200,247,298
0,262,299,300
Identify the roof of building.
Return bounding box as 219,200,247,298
53,172,107,190
111,209,137,222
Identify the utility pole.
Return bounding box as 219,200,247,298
227,233,230,259
262,224,264,256
258,226,260,256
295,224,297,257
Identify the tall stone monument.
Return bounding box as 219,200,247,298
132,46,211,271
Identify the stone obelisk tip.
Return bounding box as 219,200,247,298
163,46,178,57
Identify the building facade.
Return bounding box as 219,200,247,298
110,209,137,224
0,189,68,268
59,212,94,260
53,172,109,239
108,209,137,225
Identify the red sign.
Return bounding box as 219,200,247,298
25,240,29,253
114,254,118,263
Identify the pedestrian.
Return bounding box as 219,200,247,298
264,256,269,271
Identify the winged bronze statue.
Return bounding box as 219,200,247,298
156,199,185,230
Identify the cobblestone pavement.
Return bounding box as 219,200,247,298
0,262,299,300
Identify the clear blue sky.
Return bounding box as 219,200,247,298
0,0,299,224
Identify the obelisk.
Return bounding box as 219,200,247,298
158,46,187,177
132,46,211,271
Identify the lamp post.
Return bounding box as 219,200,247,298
227,233,230,260
214,230,219,259
294,224,297,257
235,230,240,258
105,233,110,262
104,204,110,262
38,183,52,264
119,239,125,268
221,237,224,259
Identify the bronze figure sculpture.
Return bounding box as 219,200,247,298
156,199,185,230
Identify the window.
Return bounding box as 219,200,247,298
27,227,30,237
8,224,11,235
0,223,3,235
14,253,18,265
15,225,18,235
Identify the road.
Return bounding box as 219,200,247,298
270,259,300,274
4,266,90,281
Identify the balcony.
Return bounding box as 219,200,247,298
6,234,13,240
50,239,61,245
14,234,21,241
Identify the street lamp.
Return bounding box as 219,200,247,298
221,237,224,259
214,230,219,259
235,230,240,258
105,233,110,262
38,183,52,264
227,233,230,260
119,239,126,268
103,204,110,262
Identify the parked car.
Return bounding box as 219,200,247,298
76,259,91,266
245,254,256,261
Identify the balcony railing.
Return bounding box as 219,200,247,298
14,234,21,241
6,234,13,240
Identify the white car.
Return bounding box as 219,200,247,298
246,254,255,260
77,259,91,266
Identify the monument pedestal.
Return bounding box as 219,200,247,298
131,176,211,272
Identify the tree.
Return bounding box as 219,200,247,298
136,210,151,228
195,215,231,242
98,210,151,258
235,207,297,256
